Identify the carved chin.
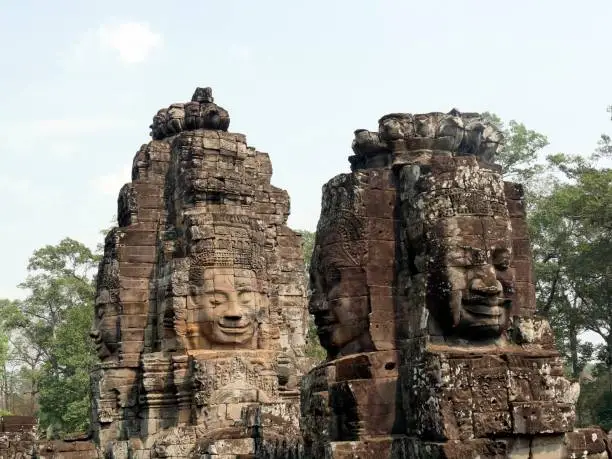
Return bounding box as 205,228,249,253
95,342,112,359
456,302,508,338
326,321,369,354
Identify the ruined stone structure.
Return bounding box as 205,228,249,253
301,110,607,458
0,416,37,458
90,88,308,458
18,93,609,458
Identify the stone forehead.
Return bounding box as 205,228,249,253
196,266,256,277
408,162,508,217
429,216,512,237
192,267,259,287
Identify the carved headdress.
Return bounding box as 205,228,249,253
186,214,267,278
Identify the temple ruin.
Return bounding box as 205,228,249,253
89,87,309,458
300,110,610,458
8,89,610,458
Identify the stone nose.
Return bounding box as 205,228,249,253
223,299,243,320
223,313,242,321
307,293,329,314
469,267,503,296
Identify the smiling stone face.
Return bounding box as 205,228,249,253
308,172,376,359
91,302,120,359
186,267,265,349
399,156,515,341
309,243,370,359
427,215,513,339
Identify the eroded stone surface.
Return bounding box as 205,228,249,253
0,416,37,458
89,87,308,458
300,109,593,459
11,104,609,459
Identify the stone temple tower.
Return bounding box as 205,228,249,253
300,111,585,458
90,87,308,458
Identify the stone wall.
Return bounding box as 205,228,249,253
0,416,37,458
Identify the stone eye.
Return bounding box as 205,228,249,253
208,294,225,307
492,248,511,270
448,246,485,266
239,291,254,304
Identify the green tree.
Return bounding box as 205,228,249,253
0,304,11,413
528,132,611,425
297,229,316,277
529,189,589,377
1,238,99,435
537,148,611,367
481,113,551,203
297,230,326,362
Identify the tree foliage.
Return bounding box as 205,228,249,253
298,229,316,278
481,112,549,189
297,230,326,362
0,238,99,435
526,131,611,425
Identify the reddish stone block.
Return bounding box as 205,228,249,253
367,217,397,241
365,189,396,219
117,245,156,264
511,402,575,434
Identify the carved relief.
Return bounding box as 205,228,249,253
185,267,266,350
309,174,372,359
91,87,307,458
117,183,138,227
399,158,514,340
150,87,230,140
376,110,504,164
91,229,122,361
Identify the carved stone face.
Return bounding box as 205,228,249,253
150,109,168,139
90,302,120,359
187,267,264,349
427,216,513,339
191,86,214,103
309,245,370,358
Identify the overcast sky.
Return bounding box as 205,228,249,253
1,0,611,300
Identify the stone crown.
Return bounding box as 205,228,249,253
352,108,504,164
149,87,231,140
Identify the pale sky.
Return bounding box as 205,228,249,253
1,0,611,300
